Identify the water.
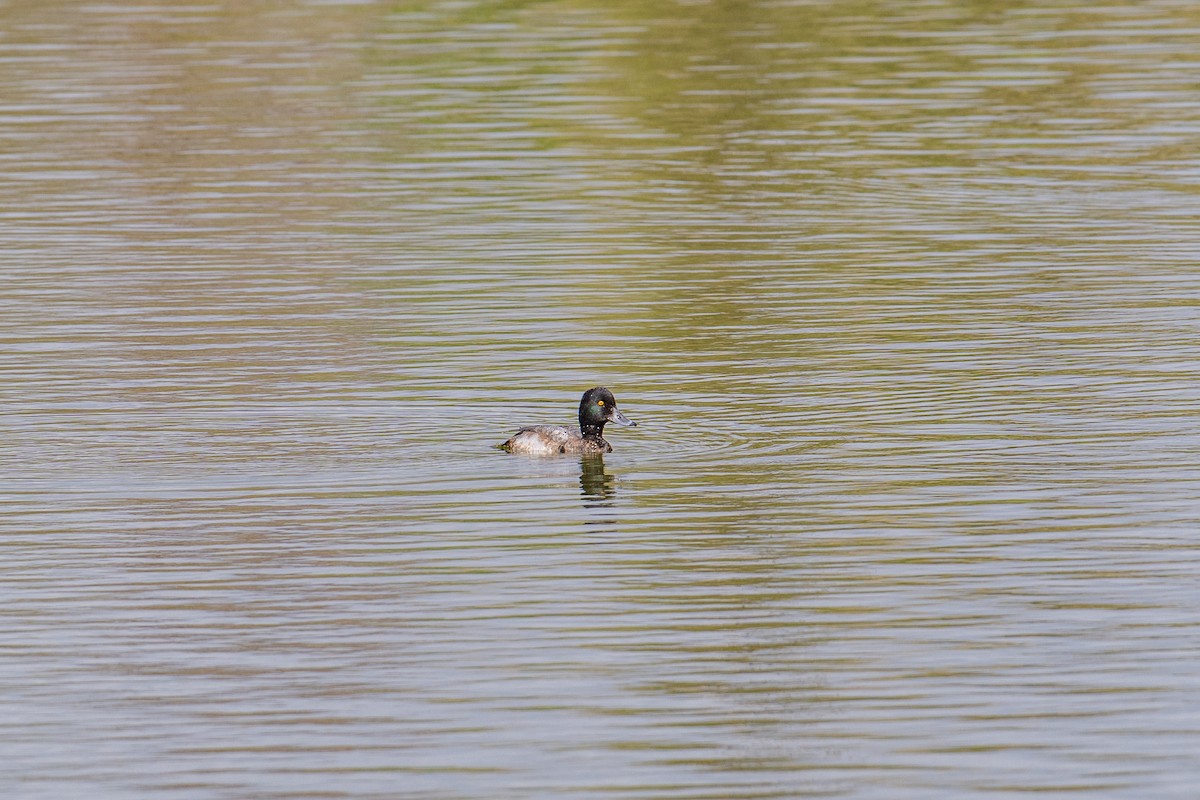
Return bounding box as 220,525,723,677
3,1,1200,797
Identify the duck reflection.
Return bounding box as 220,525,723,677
579,455,616,503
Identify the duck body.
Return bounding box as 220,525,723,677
500,387,636,456
502,425,612,455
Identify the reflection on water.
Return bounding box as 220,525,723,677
4,0,1200,798
580,456,617,504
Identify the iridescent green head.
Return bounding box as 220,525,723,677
578,386,636,438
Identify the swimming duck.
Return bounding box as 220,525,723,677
500,387,637,455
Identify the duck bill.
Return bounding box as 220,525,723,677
608,408,637,427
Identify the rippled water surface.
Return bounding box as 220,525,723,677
4,1,1200,797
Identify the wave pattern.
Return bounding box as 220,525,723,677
3,1,1200,798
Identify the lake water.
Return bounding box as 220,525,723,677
3,1,1200,798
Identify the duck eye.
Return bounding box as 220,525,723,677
596,400,605,407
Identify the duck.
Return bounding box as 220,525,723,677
499,387,637,455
